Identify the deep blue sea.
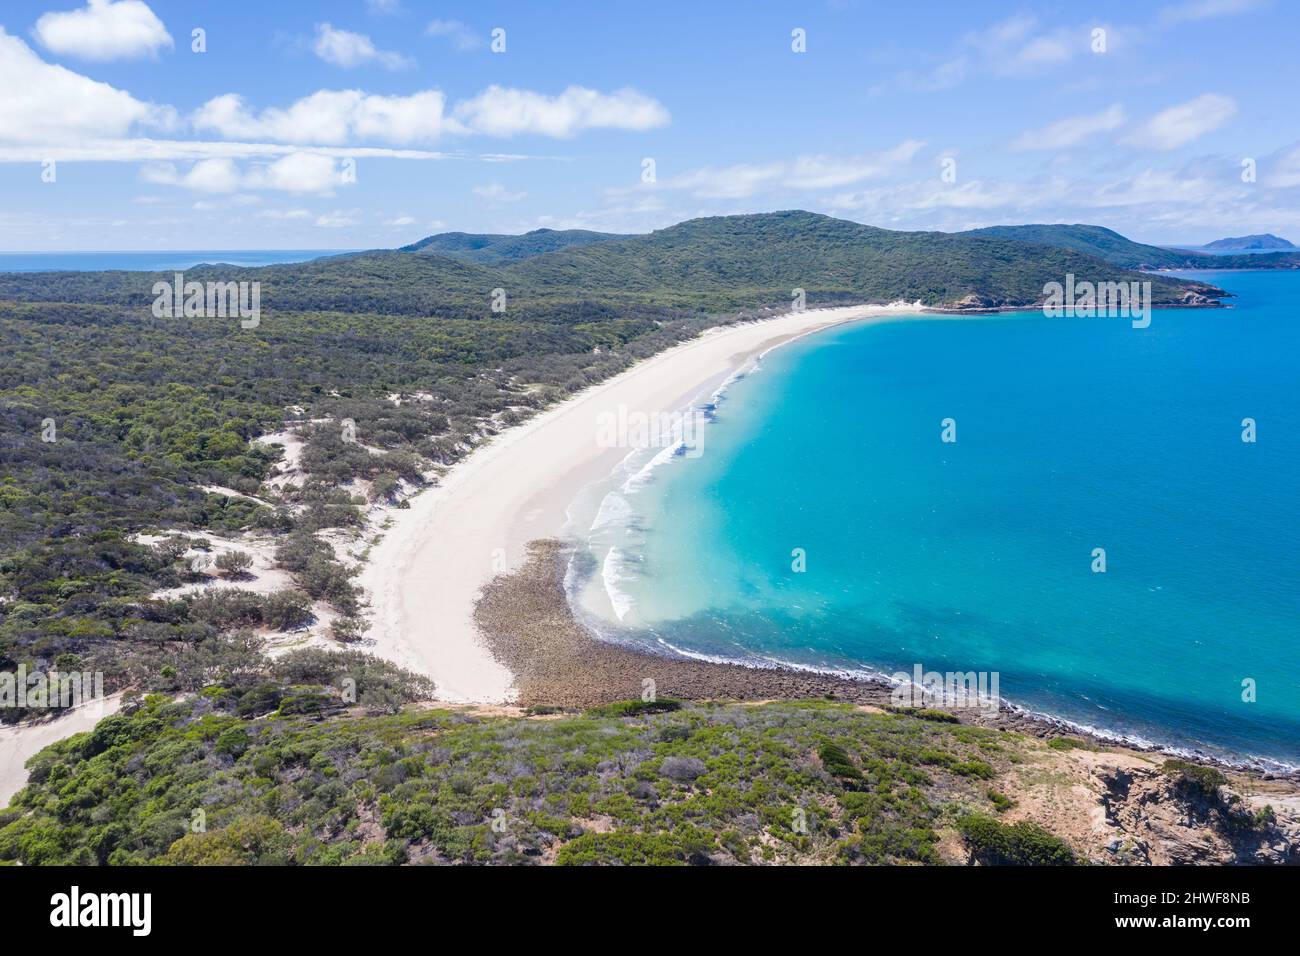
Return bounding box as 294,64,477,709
570,270,1300,767
0,250,355,272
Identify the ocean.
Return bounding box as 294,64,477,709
0,250,356,272
568,270,1300,768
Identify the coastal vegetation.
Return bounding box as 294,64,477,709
0,696,1078,866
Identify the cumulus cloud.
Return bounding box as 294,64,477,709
312,23,413,70
142,153,347,193
453,85,670,138
34,0,173,61
0,32,668,171
1124,94,1237,150
192,90,450,145
0,28,173,143
1011,104,1127,150
141,157,242,192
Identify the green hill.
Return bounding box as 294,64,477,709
401,227,630,263
508,211,1221,308
960,223,1300,271
0,211,1226,316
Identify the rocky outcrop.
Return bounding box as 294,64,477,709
1094,762,1299,865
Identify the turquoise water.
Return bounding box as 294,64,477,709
0,250,355,272
570,271,1300,767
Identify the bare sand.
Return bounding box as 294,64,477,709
360,302,926,702
0,694,123,808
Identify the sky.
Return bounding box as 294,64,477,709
1,0,1298,250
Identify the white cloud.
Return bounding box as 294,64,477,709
366,0,403,14
884,15,1099,93
1263,142,1300,188
453,85,670,138
784,140,925,189
316,209,359,228
649,141,924,199
34,0,173,61
426,19,482,51
141,157,241,192
142,153,347,194
257,208,312,221
665,163,785,200
384,214,417,226
246,153,344,192
1011,104,1126,150
312,22,413,70
192,90,450,145
827,178,1040,215
473,183,526,203
0,28,172,143
1124,94,1236,150
1158,0,1264,26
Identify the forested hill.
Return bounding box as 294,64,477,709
400,227,631,263
960,223,1300,271
0,211,1226,316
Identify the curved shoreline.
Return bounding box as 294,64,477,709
359,302,927,702
483,540,1298,780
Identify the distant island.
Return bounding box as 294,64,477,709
1200,233,1296,252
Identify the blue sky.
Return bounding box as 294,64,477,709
1,0,1298,250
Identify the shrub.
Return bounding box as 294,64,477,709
660,756,706,783
956,813,1076,866
891,707,960,723
817,742,862,783
261,590,314,630
589,698,682,718
987,789,1016,813
214,550,254,576
1162,759,1230,806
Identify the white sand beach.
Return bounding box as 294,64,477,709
360,302,926,702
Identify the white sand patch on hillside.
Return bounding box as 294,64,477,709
254,428,307,491
1,694,124,808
